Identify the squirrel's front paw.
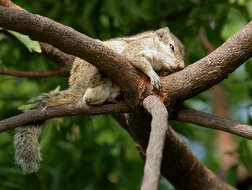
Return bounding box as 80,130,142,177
150,74,162,91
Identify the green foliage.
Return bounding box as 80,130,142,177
8,31,41,53
0,0,252,189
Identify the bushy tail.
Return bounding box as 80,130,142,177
14,89,80,173
14,124,42,173
30,89,80,108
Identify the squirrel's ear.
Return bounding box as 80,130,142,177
155,27,170,39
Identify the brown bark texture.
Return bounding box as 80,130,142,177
141,96,169,190
0,6,252,107
0,102,130,133
200,28,244,178
176,107,252,140
0,4,252,190
121,113,236,190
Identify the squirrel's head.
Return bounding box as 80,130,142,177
155,27,185,72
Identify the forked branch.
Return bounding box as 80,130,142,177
119,113,236,190
0,3,252,190
1,6,252,107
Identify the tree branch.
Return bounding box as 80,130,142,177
0,102,130,132
141,96,169,190
0,6,147,106
175,107,252,139
0,30,73,76
39,42,74,73
1,6,252,108
199,27,216,53
0,0,74,74
115,113,236,190
162,20,252,106
0,68,68,77
0,4,251,189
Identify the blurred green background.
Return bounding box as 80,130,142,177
0,0,252,189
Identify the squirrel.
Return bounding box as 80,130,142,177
14,27,185,173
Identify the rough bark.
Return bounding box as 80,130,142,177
116,113,236,190
141,96,169,190
0,5,252,190
0,1,74,75
39,42,74,73
162,21,252,106
1,104,251,140
1,7,252,107
175,107,252,139
0,6,146,106
0,102,130,132
200,27,245,179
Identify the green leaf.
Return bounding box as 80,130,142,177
18,103,37,112
51,85,61,93
8,30,41,53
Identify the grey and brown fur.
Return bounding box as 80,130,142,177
14,27,185,173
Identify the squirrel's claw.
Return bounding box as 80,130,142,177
150,74,162,91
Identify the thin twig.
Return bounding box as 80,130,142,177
39,42,74,71
199,27,216,53
175,107,252,139
0,69,68,77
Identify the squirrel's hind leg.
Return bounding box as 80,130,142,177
83,79,120,105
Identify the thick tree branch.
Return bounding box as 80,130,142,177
162,21,252,106
0,30,73,76
0,7,252,108
175,107,252,139
0,5,251,189
141,96,169,190
0,102,130,132
0,6,147,106
0,1,74,74
115,113,236,190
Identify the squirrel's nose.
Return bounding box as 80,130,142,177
177,62,185,70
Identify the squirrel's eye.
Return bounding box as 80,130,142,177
169,44,174,51
159,34,164,39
